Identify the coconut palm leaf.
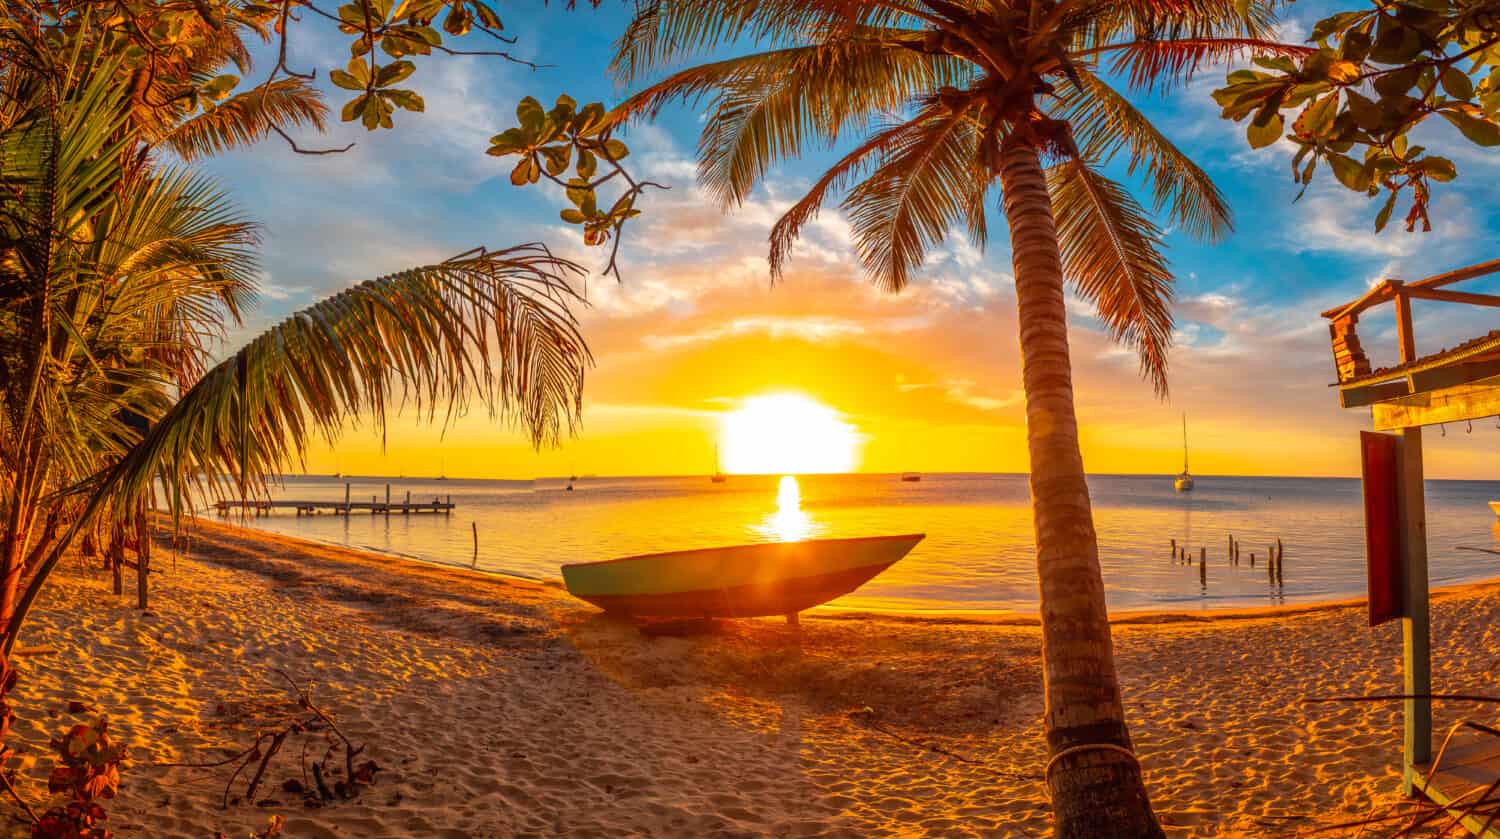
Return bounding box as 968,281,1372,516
1047,160,1174,395
106,244,590,517
842,107,983,292
158,79,328,161
613,37,971,208
1051,69,1231,240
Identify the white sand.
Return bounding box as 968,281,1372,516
2,517,1496,837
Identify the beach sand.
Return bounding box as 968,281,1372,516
2,517,1497,837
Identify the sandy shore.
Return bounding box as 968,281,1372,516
2,519,1497,837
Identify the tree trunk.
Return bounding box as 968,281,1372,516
997,139,1162,838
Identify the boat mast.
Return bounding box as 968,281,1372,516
1181,413,1190,474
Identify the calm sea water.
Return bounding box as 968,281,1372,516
219,473,1500,613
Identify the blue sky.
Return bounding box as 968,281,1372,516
198,3,1500,479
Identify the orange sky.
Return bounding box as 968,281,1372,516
274,113,1500,483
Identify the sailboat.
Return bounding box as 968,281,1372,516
711,445,727,483
1174,413,1195,492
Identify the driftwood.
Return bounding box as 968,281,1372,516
156,671,379,809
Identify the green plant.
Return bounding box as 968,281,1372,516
1214,2,1500,231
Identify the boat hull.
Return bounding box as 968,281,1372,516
562,534,923,618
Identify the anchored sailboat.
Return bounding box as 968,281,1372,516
711,445,727,483
1174,413,1194,492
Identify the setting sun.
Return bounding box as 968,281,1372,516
719,394,861,475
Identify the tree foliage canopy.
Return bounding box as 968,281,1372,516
1214,1,1500,232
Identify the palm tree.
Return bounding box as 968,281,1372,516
608,1,1299,834
1,1,326,165
0,53,590,650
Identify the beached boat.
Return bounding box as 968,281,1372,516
1174,413,1195,492
561,533,924,619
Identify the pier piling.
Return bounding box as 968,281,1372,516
471,521,479,567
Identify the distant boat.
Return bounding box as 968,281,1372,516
900,472,921,483
1174,413,1195,492
711,445,727,483
562,534,925,620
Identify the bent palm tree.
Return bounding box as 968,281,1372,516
609,1,1301,834
0,56,590,650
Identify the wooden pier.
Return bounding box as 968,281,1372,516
214,483,454,517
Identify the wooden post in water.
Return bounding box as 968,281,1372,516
1268,545,1276,584
471,521,478,567
385,484,391,516
1198,552,1206,587
405,490,411,512
1249,552,1255,567
1200,547,1206,564
344,482,351,515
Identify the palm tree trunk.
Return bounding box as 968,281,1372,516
997,138,1163,838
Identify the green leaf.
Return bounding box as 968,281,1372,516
1326,153,1370,190
340,94,370,123
575,102,606,135
539,145,571,176
487,127,528,155
1422,156,1457,181
1345,91,1384,131
560,209,586,224
1374,191,1397,232
1295,93,1341,139
510,156,534,186
201,74,239,101
330,70,365,91
345,57,372,86
576,149,597,179
1440,108,1500,146
383,89,425,112
516,97,544,132
375,60,415,87
1441,67,1475,100
602,138,629,160
1247,113,1283,148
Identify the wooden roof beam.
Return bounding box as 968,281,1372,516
1372,373,1500,430
1402,286,1500,307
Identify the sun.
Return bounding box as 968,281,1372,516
719,393,860,474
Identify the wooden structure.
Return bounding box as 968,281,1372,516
1325,258,1500,822
215,484,453,517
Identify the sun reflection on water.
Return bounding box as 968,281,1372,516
754,475,821,542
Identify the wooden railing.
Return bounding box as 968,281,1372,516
1321,258,1500,383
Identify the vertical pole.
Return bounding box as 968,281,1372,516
385,483,391,516
471,521,478,567
1394,286,1432,794
344,483,351,515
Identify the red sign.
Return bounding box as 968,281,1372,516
1360,431,1404,626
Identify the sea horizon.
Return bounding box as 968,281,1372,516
220,472,1500,614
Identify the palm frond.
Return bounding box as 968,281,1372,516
611,0,913,83
842,107,983,292
1098,37,1316,92
159,79,327,161
106,245,591,518
1047,160,1174,396
1052,69,1230,240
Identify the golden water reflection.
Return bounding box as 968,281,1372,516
755,475,821,542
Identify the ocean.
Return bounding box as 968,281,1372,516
218,473,1500,613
